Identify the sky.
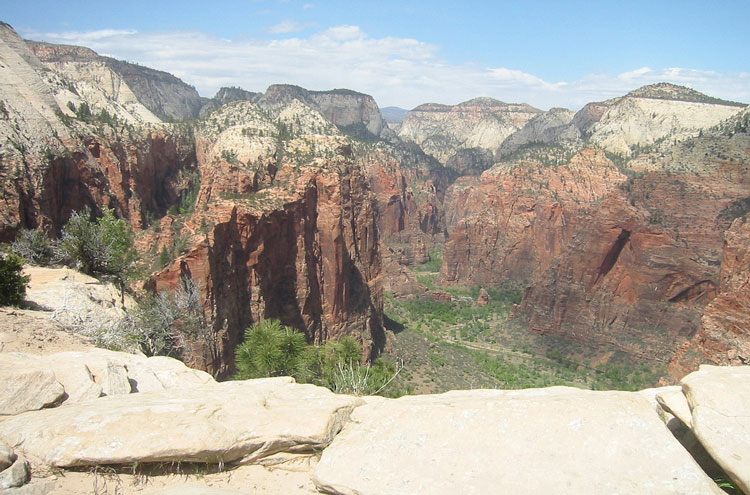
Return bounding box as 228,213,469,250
4,0,750,110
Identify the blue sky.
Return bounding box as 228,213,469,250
5,0,749,109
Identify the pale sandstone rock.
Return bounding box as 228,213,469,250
0,439,13,471
1,352,100,405
143,356,214,388
0,378,361,467
656,388,693,427
589,97,742,155
101,361,132,396
124,362,166,393
0,355,65,415
681,365,750,494
398,98,541,164
0,349,215,411
48,349,214,393
313,387,722,495
44,359,101,403
639,385,681,424
0,452,30,490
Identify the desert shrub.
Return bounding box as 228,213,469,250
0,251,29,307
11,229,54,266
56,207,138,288
120,276,214,359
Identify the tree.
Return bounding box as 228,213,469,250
0,251,30,307
234,320,307,379
56,207,139,298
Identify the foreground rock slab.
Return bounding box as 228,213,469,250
0,355,64,415
0,378,361,467
681,365,750,494
313,387,722,495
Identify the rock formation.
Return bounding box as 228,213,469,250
199,86,260,118
497,106,580,157
147,100,384,375
0,23,198,239
256,84,393,140
441,148,626,285
1,23,386,375
29,41,203,121
669,216,750,375
585,83,745,155
398,97,541,167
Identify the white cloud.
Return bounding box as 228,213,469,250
22,27,750,110
266,20,306,34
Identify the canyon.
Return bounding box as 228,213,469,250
1,18,749,388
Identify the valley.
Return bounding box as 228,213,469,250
1,19,748,393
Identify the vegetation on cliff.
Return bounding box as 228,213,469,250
235,319,404,396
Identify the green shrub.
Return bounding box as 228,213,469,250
0,251,29,307
235,320,403,396
11,229,54,266
235,320,307,379
56,207,138,285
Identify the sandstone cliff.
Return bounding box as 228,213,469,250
441,148,625,285
517,131,749,370
29,41,204,121
1,24,385,377
585,83,744,155
257,84,393,140
669,216,750,376
148,100,384,375
497,107,580,157
0,23,197,240
398,97,541,168
199,86,260,118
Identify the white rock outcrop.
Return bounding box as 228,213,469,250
588,97,742,155
0,348,215,415
681,365,750,494
313,387,723,495
0,378,361,468
0,356,65,416
398,98,541,163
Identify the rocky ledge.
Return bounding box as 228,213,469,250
0,354,747,494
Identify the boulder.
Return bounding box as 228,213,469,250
42,358,102,403
0,378,361,467
656,388,693,427
0,355,65,415
313,387,723,495
681,365,750,494
45,349,213,396
0,452,30,490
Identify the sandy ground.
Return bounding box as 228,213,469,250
21,462,321,495
0,307,92,355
